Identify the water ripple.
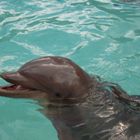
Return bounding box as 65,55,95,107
11,40,52,57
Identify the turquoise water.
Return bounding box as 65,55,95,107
0,0,140,140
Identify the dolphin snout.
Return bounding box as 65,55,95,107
0,72,23,84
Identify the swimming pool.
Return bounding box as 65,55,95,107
0,0,140,140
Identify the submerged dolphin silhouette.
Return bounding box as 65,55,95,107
0,56,140,140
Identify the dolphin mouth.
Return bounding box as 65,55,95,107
0,72,39,93
0,83,47,99
0,83,38,95
0,74,46,99
0,84,30,91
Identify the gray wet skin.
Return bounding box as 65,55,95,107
0,56,93,101
0,56,140,140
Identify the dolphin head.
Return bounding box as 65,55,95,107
0,56,92,104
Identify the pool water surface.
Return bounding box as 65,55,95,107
0,0,140,140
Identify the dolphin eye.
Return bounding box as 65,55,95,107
55,92,61,98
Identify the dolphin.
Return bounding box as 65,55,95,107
0,56,140,140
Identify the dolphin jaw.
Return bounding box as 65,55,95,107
0,84,28,91
0,73,37,92
0,83,48,99
0,84,36,95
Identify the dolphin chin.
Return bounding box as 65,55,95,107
0,83,47,99
0,83,87,105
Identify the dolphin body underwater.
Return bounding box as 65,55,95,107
0,56,140,140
